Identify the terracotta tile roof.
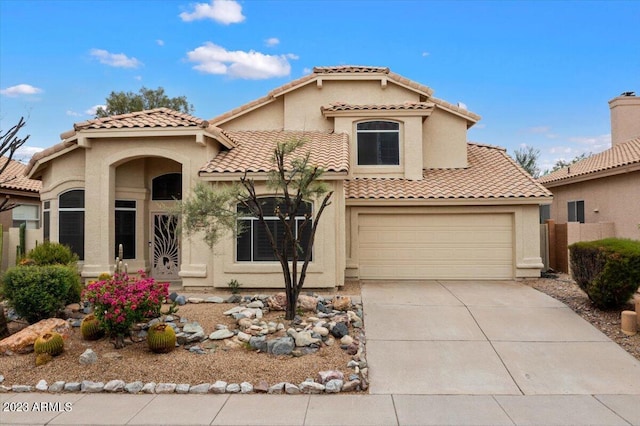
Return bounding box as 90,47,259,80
0,156,42,192
321,101,435,113
200,130,349,174
210,65,466,125
26,108,217,177
538,137,640,185
345,143,551,200
71,107,210,131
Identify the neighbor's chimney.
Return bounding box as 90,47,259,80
609,91,640,146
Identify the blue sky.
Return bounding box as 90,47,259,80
1,0,639,173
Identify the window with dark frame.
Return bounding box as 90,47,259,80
357,121,400,165
59,190,85,260
115,200,136,259
568,200,585,223
152,173,182,200
236,198,313,262
539,204,551,224
43,201,50,241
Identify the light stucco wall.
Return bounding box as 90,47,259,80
547,171,640,240
610,95,640,146
422,108,469,168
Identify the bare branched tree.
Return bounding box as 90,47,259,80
0,117,30,213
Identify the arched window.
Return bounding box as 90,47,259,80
356,120,400,165
59,189,85,260
236,197,313,262
152,173,182,200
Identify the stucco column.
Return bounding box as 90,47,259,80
81,156,114,278
515,205,545,278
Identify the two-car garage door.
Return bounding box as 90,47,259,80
358,213,514,280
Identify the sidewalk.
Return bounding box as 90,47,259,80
2,392,640,425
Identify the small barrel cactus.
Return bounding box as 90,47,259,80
147,323,176,353
80,314,104,340
35,353,53,366
34,332,64,356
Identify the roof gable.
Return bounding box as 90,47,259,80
210,66,480,126
539,137,640,185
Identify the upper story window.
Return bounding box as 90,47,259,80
568,200,585,223
357,121,400,166
152,173,182,200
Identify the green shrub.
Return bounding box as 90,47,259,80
1,265,81,323
569,238,640,309
27,242,79,266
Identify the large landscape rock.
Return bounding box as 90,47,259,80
0,318,71,354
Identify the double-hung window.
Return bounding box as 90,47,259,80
237,197,313,262
12,204,40,229
357,121,400,165
59,189,85,260
568,200,585,223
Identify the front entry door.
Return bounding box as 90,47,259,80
151,213,180,281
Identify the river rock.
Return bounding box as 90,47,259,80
81,381,104,393
226,383,240,393
205,296,224,303
64,382,81,392
297,295,318,311
182,322,204,334
125,381,144,394
331,322,349,338
141,382,156,393
189,383,210,394
240,382,253,393
318,370,344,384
176,384,190,394
268,336,294,355
285,383,301,394
36,380,48,391
104,380,125,392
332,295,352,311
325,379,343,393
267,292,287,310
79,349,98,365
299,381,325,394
209,329,234,340
210,380,227,394
49,381,65,392
0,318,71,354
155,383,176,394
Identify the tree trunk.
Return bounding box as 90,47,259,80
285,290,299,321
0,306,9,339
113,334,126,349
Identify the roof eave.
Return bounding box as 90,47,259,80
198,170,349,181
345,195,553,206
541,162,640,188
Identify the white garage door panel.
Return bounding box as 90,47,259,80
358,214,513,279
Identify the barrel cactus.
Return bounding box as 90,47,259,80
147,323,176,353
80,314,104,340
35,353,53,366
33,332,64,356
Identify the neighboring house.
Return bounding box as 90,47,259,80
26,66,551,289
0,156,43,270
539,93,640,241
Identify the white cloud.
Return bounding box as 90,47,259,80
0,84,43,97
85,105,105,116
14,145,44,161
90,49,142,68
303,67,312,74
568,134,611,152
180,0,245,24
422,52,430,57
66,110,82,117
156,39,165,46
265,37,280,47
186,42,294,79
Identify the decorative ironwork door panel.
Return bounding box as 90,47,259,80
152,213,180,280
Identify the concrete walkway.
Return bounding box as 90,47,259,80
3,280,640,425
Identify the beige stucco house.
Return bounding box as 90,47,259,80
539,93,640,241
26,66,551,289
1,157,42,269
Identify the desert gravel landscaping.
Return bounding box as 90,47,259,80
2,274,640,391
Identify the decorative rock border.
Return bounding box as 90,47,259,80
0,292,368,394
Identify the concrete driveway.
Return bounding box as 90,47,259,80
362,280,640,396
